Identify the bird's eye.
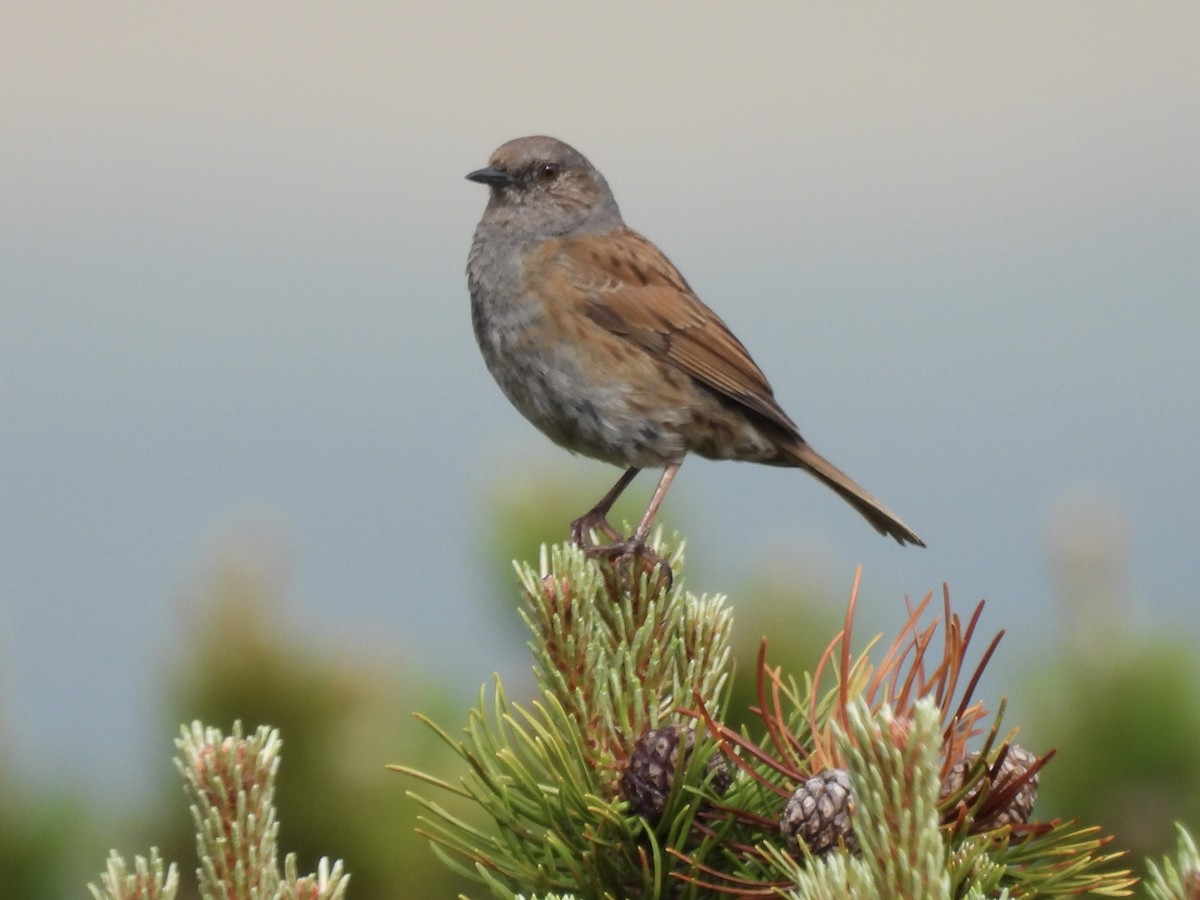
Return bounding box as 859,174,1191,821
536,162,560,183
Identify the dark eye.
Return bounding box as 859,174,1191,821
536,162,560,183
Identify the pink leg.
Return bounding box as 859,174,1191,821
585,465,681,564
629,463,680,547
578,463,681,587
570,467,640,547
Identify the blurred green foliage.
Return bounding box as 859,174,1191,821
0,786,93,900
1029,500,1200,878
1031,640,1200,860
1025,581,1200,869
154,558,477,899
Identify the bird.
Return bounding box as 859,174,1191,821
465,135,923,578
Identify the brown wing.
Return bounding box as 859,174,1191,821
552,228,799,433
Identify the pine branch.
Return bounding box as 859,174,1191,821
90,722,349,900
88,848,179,900
839,699,950,899
395,536,736,897
399,538,1142,898
1144,823,1200,900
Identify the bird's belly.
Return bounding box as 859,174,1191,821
472,289,784,468
475,313,691,468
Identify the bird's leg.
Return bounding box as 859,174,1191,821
570,467,640,547
587,463,681,587
628,463,679,548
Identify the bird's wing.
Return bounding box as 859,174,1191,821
551,229,799,433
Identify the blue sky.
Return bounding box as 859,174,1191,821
2,3,1198,805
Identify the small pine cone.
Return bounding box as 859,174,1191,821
941,744,1039,829
619,725,731,825
781,768,859,855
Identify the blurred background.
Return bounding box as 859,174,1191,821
2,2,1197,896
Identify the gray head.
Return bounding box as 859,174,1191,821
466,136,624,239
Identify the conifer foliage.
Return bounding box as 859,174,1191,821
396,538,1143,898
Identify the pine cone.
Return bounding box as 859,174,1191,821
941,743,1039,829
781,768,859,855
619,725,731,825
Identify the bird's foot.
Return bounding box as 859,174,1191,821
577,534,673,594
569,509,625,547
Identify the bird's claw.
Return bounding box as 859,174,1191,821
569,509,625,547
573,534,673,593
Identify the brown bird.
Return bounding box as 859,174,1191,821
466,136,923,575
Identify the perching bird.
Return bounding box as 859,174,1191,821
466,136,923,576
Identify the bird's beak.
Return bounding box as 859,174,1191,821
466,166,514,187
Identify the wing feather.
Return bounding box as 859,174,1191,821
553,229,799,433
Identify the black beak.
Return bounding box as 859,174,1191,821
466,165,513,187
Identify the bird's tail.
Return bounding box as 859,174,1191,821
786,441,925,547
